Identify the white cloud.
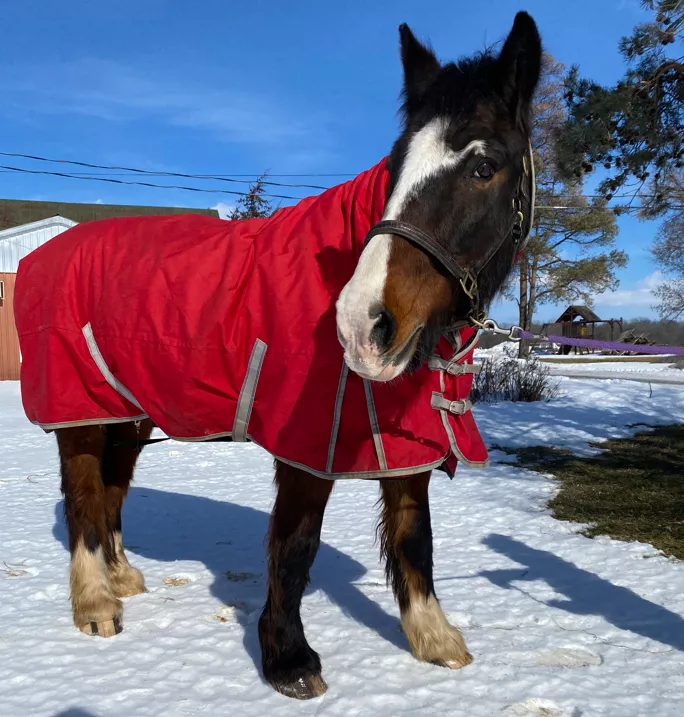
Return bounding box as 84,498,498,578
0,59,334,154
597,271,665,308
212,202,234,220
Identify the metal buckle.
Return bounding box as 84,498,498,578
448,399,469,415
459,269,477,300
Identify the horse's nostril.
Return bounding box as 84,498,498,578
369,307,396,351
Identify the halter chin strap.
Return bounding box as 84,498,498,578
363,141,536,320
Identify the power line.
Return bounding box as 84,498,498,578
0,169,657,202
0,165,303,201
1,151,680,211
225,173,356,177
0,170,355,179
1,150,675,200
0,151,331,191
0,151,670,199
536,203,684,211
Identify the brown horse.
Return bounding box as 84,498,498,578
49,13,540,701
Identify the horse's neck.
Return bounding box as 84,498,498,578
304,159,390,249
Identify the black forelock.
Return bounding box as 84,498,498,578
399,51,500,124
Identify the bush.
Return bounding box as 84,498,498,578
471,355,560,403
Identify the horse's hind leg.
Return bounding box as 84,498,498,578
56,425,122,637
259,462,333,700
378,473,472,669
102,420,154,598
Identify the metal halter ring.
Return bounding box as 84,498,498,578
511,210,525,243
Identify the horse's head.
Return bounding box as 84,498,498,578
336,12,541,381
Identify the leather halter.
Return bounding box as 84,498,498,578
363,142,536,318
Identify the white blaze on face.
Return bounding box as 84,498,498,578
336,116,487,380
383,120,486,220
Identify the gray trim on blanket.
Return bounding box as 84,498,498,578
436,409,489,469
363,379,388,472
35,415,149,432
163,431,234,442
448,329,481,363
428,356,481,375
233,338,267,442
273,454,448,481
430,393,473,414
326,361,349,473
82,323,144,411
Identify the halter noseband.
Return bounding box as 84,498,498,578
363,142,536,319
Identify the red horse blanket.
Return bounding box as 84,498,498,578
15,160,488,479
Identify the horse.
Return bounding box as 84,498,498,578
14,12,541,701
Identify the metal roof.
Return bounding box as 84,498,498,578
555,305,603,323
0,198,219,228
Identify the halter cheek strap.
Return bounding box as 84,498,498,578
514,140,535,261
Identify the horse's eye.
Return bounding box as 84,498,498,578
474,161,496,179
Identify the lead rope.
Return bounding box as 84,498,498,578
472,318,684,356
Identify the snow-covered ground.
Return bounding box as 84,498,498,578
2,376,684,717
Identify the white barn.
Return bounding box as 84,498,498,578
0,216,77,272
0,217,78,380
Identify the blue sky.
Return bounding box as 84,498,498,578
0,0,661,322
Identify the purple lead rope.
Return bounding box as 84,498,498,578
515,329,684,356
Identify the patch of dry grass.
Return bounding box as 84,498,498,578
504,425,684,560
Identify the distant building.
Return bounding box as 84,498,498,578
0,199,219,380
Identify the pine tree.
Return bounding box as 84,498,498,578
652,212,684,317
228,173,276,220
556,0,683,216
555,1,683,319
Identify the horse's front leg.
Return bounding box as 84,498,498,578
378,472,472,669
259,461,333,700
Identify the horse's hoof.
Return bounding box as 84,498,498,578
432,650,473,670
78,611,123,638
271,674,328,700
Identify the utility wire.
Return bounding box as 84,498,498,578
0,166,667,201
6,150,673,200
0,151,330,190
0,170,355,179
1,153,680,211
0,165,302,201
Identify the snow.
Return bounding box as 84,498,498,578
2,376,684,717
475,346,684,385
537,359,684,385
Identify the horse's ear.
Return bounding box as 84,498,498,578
399,24,440,107
497,12,542,115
